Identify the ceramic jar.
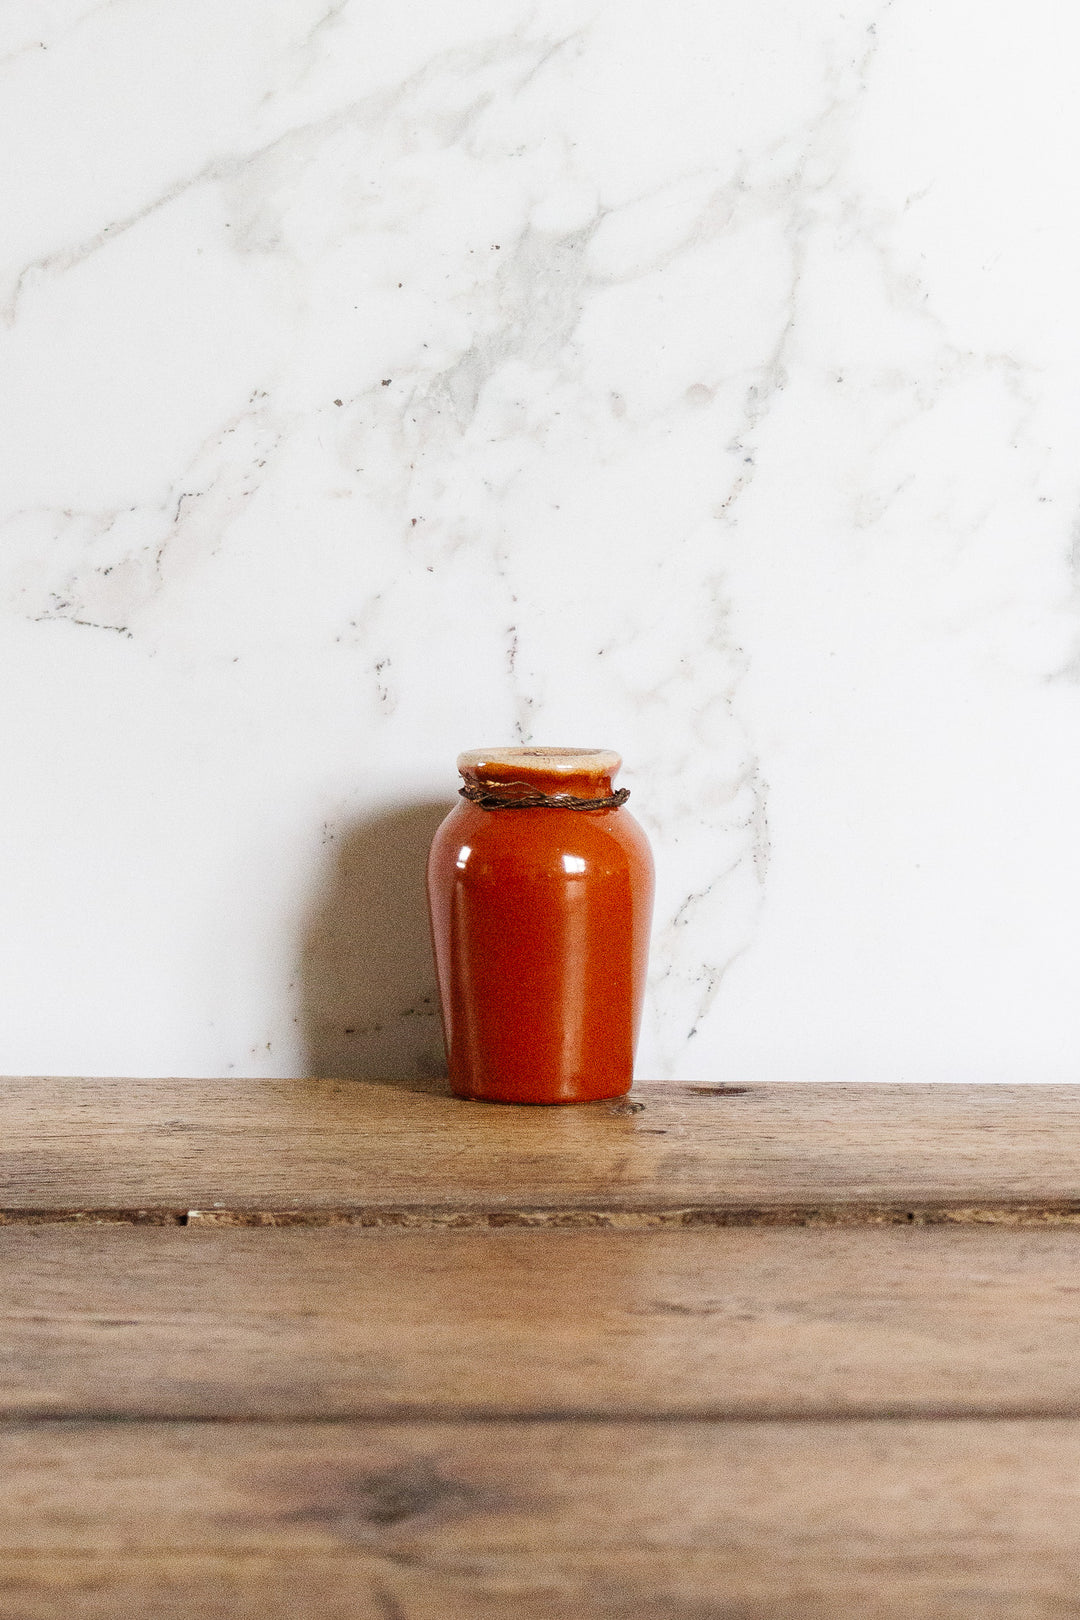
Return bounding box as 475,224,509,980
427,747,654,1104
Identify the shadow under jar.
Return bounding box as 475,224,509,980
427,747,654,1104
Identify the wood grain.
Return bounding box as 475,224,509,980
4,1077,1080,1218
5,1222,1080,1421
3,1417,1080,1618
6,1079,1079,1616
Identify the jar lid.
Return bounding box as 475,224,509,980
457,747,621,776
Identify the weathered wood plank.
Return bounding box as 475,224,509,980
3,1078,1080,1217
4,1223,1080,1421
2,1417,1080,1618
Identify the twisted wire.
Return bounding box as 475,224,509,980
459,781,630,812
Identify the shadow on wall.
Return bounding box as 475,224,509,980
297,800,455,1081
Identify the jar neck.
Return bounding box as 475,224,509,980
457,747,622,806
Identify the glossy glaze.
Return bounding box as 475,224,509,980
427,749,654,1104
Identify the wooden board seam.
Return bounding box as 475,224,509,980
13,1406,1080,1427
6,1202,1080,1227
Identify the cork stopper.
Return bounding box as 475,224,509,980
456,747,625,808
457,747,621,776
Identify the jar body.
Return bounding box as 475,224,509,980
427,758,654,1104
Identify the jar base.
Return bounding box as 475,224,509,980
449,1077,633,1106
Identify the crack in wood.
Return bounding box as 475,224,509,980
4,1203,1080,1228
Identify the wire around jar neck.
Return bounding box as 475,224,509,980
456,747,629,811
459,780,630,811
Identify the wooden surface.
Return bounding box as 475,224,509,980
4,1077,1080,1218
5,1077,1080,1616
5,1419,1080,1619
4,1222,1080,1421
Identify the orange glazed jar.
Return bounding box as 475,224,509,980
427,747,654,1104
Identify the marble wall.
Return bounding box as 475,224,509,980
3,0,1079,1083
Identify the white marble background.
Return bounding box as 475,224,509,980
2,0,1080,1083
